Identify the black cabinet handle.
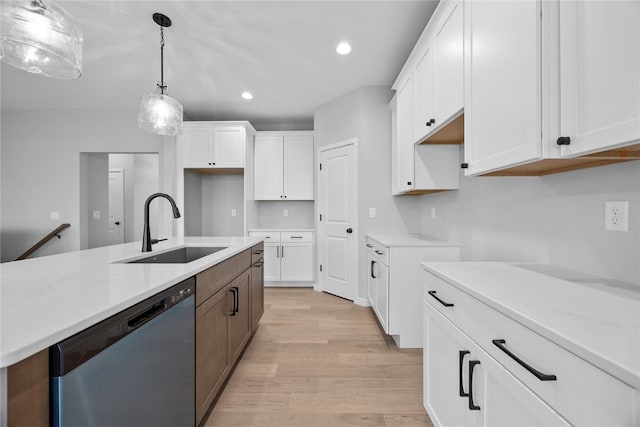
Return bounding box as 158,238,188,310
253,250,264,254
281,246,284,258
276,246,279,258
407,181,412,185
114,221,120,225
556,136,571,146
468,360,481,410
366,244,373,248
492,339,557,381
346,228,353,234
459,350,470,397
371,260,376,279
233,286,239,313
427,290,454,307
229,288,237,316
426,121,432,127
461,163,469,169
290,236,303,239
375,250,384,256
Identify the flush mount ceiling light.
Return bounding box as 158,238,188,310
336,41,352,55
241,91,253,100
138,13,183,136
0,0,83,79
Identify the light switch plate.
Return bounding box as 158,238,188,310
50,211,60,221
92,210,100,220
231,209,237,217
284,209,289,217
369,208,376,218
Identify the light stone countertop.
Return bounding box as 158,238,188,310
367,233,459,247
421,261,640,389
0,236,262,368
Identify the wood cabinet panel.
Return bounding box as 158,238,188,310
196,249,251,306
251,242,264,265
251,260,265,334
6,349,49,427
228,270,252,365
196,288,230,424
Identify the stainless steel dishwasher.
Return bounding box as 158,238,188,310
50,278,195,427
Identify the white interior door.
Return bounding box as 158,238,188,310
317,141,358,301
108,169,124,245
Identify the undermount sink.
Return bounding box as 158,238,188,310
126,246,227,264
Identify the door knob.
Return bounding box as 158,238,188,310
346,228,353,234
115,221,120,225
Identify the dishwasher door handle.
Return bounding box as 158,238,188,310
127,299,168,330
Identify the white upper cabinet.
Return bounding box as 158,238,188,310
557,1,640,157
395,77,416,193
391,0,463,196
254,135,284,200
254,132,314,200
463,0,640,176
463,0,542,175
181,123,246,169
284,135,314,200
400,0,464,145
434,1,464,128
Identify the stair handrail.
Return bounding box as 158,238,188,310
15,223,71,261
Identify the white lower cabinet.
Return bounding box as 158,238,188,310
424,301,571,427
365,235,460,348
248,230,313,283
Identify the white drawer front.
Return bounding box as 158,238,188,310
248,231,281,242
365,238,389,265
423,273,638,426
281,231,313,243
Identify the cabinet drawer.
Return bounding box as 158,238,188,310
251,242,264,264
281,231,313,243
248,231,281,242
196,249,251,306
365,239,389,265
423,273,638,426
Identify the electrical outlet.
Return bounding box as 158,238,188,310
605,201,629,232
369,208,376,218
50,211,60,221
431,207,436,219
92,210,100,220
284,209,289,217
231,209,237,217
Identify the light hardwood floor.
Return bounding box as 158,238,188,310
205,288,434,427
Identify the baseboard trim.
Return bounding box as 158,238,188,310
354,297,370,307
265,281,315,288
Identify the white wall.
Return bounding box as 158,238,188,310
314,86,420,301
183,170,203,237
1,109,167,261
85,154,109,249
253,201,315,229
202,175,244,236
419,160,640,284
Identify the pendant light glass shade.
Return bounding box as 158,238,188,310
138,13,183,136
0,0,82,79
138,90,183,136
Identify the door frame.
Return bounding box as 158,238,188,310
108,168,125,245
315,138,365,305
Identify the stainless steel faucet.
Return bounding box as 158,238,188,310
142,193,181,252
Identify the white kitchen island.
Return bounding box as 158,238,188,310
0,236,262,426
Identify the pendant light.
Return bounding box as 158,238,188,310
0,0,83,79
138,13,183,136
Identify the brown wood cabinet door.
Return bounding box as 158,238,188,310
228,269,252,365
251,261,265,333
195,287,231,424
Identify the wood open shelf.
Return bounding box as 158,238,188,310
187,168,244,175
418,114,464,145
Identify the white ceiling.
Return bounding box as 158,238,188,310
0,1,438,128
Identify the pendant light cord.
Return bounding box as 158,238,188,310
159,26,166,94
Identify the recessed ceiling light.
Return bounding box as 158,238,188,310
241,91,253,100
336,42,352,55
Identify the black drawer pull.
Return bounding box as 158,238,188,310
375,250,383,255
427,290,454,307
253,250,264,254
229,288,237,316
370,260,376,279
492,339,557,381
366,244,373,248
233,286,239,313
290,236,303,239
459,350,469,397
468,360,481,410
